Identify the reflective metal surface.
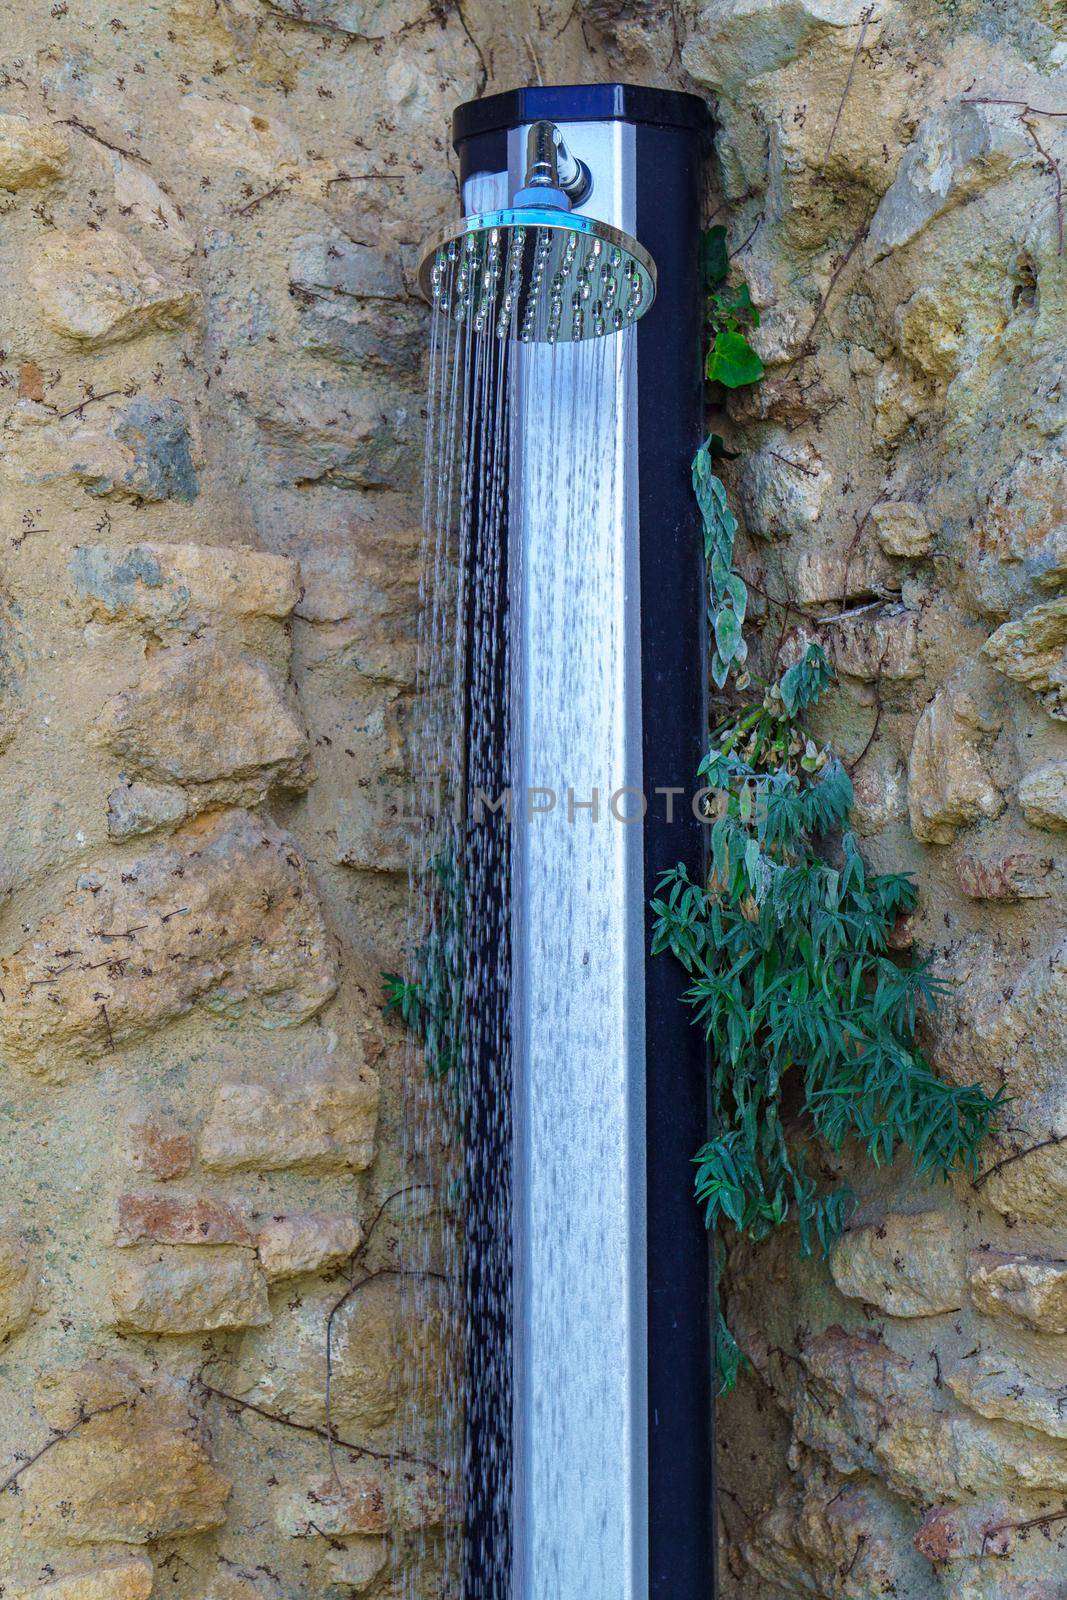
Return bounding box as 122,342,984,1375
416,208,656,343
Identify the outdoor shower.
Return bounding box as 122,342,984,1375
411,83,712,1600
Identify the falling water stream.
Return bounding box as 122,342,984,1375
398,226,640,1599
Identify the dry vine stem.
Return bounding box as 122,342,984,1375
196,1375,441,1471
0,1400,131,1497
962,96,1067,254
973,1130,1067,1189
322,1183,444,1491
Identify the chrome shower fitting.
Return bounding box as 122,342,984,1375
416,116,655,344
515,120,592,207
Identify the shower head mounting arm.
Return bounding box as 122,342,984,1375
522,120,591,207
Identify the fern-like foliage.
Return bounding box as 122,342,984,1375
383,852,462,1082
656,457,1004,1393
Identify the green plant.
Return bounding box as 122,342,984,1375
702,225,765,390
653,441,1004,1393
383,851,463,1081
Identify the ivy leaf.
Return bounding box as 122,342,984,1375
715,606,742,663
701,224,729,287
725,573,748,623
707,328,765,389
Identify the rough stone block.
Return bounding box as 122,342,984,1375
831,606,921,681
323,1538,389,1592
969,1251,1067,1334
0,1220,39,1341
92,639,310,805
3,397,199,506
181,92,303,177
291,521,419,687
907,686,1003,844
829,1209,964,1316
125,1106,194,1181
110,1245,271,1332
682,0,873,92
107,780,189,842
0,809,337,1073
115,1190,254,1247
17,1557,154,1600
200,1062,378,1173
0,114,69,188
912,1502,1013,1563
290,232,422,372
981,1136,1067,1226
71,541,300,646
254,380,416,492
955,850,1052,899
793,539,901,606
256,0,425,39
975,443,1067,610
740,441,830,541
871,500,932,558
22,1360,230,1542
933,932,1066,1104
290,231,403,300
795,1326,1067,1500
1020,762,1067,832
233,1274,445,1437
274,1464,444,1538
949,1352,1067,1440
31,229,198,348
982,597,1067,720
256,1212,364,1280
76,396,199,503
868,101,1031,260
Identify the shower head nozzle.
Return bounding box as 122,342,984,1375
417,210,656,345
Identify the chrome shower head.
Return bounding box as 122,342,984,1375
418,213,656,344
416,120,656,344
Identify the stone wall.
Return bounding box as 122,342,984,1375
0,0,1062,1596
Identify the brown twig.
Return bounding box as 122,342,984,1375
973,1132,1067,1189
322,1181,442,1488
961,98,1065,254
823,7,876,167
56,389,125,421
230,181,290,218
729,211,764,259
27,964,75,986
54,117,149,164
981,1503,1067,1554
791,217,873,369
769,451,819,478
196,1377,442,1472
0,1400,129,1495
844,636,890,777
838,494,885,616
324,170,406,190
962,97,1067,117
454,0,489,97
1022,116,1064,254
841,1532,867,1578
99,1004,115,1052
